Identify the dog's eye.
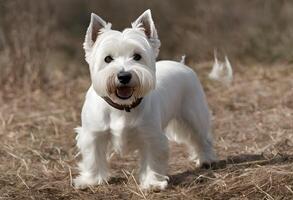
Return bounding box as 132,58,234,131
133,53,142,61
104,56,113,63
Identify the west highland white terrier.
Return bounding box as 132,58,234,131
74,9,217,190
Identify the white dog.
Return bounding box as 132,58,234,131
74,9,217,190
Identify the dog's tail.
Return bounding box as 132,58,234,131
209,51,233,85
180,55,186,64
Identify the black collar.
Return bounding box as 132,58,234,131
102,97,143,112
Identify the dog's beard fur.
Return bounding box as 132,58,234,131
92,65,156,105
87,26,157,105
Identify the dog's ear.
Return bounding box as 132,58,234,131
132,9,157,40
84,13,111,57
132,9,161,57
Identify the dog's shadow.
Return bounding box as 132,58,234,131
169,153,293,186
106,153,293,187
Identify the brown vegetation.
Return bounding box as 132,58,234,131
0,0,293,199
1,63,293,199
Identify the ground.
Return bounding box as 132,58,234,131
0,63,292,200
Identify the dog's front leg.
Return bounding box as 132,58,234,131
139,132,169,190
74,128,110,189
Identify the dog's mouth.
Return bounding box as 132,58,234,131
116,86,134,100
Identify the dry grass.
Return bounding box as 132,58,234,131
0,63,292,200
0,0,55,90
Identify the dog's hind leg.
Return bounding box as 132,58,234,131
73,127,110,188
182,97,217,167
168,96,217,167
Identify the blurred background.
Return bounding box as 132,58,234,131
1,2,293,199
0,0,292,90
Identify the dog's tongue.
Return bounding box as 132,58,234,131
116,87,133,99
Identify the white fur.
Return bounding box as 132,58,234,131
74,9,217,190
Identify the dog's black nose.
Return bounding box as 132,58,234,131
117,71,132,84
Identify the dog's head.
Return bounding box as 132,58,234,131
83,10,160,105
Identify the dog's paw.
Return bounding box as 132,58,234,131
140,179,168,190
73,174,107,189
140,173,169,190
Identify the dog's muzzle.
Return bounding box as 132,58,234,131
115,71,134,100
